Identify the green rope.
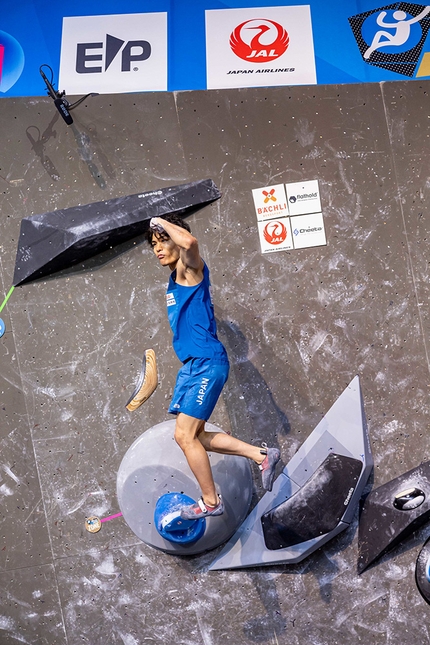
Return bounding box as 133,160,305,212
0,286,15,314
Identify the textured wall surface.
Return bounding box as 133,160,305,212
0,80,429,644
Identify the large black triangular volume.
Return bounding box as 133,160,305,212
261,453,362,550
13,179,220,286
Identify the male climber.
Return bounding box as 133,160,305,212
147,214,281,520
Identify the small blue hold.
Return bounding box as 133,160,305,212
0,319,5,338
154,493,206,544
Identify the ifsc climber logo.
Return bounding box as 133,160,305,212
229,19,289,62
349,3,430,77
0,30,25,93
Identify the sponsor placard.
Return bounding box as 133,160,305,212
205,6,316,89
291,212,326,249
252,183,288,221
59,13,168,94
285,179,321,215
258,217,293,253
349,4,430,79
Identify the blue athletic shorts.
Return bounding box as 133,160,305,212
168,357,230,421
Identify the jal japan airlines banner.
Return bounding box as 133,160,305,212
205,6,316,89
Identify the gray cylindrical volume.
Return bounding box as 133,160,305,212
117,420,253,555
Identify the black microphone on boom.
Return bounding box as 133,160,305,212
39,65,97,126
53,97,73,126
40,66,73,125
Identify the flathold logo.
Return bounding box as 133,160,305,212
230,19,289,62
0,30,25,93
263,220,288,245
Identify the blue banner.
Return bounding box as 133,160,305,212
2,1,430,97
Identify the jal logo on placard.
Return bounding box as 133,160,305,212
230,19,289,62
263,220,288,245
0,30,25,93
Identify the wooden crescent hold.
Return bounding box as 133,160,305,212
126,349,158,412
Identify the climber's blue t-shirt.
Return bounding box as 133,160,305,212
166,261,228,364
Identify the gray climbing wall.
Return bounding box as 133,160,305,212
0,79,429,644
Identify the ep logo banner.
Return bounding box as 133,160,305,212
59,13,167,94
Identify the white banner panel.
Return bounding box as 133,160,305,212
258,217,293,253
291,212,326,249
205,6,316,89
285,179,321,215
59,13,168,94
252,183,289,221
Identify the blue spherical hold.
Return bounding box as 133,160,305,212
0,319,5,338
154,493,206,544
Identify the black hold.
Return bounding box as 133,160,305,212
261,453,362,550
13,179,221,286
393,487,425,511
358,461,430,573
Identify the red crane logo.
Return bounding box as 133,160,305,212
230,19,289,63
263,220,288,245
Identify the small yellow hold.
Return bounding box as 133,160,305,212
85,516,102,533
